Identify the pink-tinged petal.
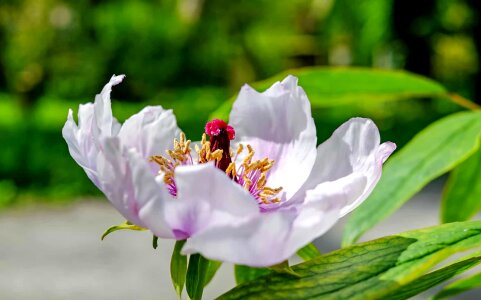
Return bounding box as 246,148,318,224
97,137,176,228
182,210,296,267
62,104,103,188
284,174,366,256
119,151,179,239
291,118,396,217
94,74,125,136
149,164,259,239
62,75,126,186
96,137,144,226
229,75,317,199
118,106,180,160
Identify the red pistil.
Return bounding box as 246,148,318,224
205,119,235,172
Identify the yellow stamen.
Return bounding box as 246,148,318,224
226,162,237,177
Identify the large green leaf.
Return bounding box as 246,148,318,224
219,221,481,300
343,112,481,246
209,67,448,120
441,147,481,223
170,240,187,297
385,256,481,300
431,271,481,299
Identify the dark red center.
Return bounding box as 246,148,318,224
205,119,235,172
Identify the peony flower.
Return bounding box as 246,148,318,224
63,74,395,267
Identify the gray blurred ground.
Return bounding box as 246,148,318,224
1,180,480,300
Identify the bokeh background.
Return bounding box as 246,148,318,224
0,0,480,299
0,0,480,205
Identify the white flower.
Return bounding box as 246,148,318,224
63,74,395,267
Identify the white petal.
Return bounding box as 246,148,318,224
182,209,296,267
170,164,260,238
118,106,180,161
284,174,366,255
62,104,103,188
141,163,259,240
292,118,396,217
229,75,317,199
175,163,259,215
62,75,126,186
96,137,140,225
94,74,125,136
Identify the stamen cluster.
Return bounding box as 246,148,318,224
226,144,282,205
151,126,282,206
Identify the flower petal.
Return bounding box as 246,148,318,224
229,75,317,199
96,137,143,226
175,163,259,216
118,106,180,160
62,75,126,186
292,118,396,217
182,209,296,267
64,75,185,232
62,106,101,187
141,163,259,240
94,74,125,136
284,174,366,256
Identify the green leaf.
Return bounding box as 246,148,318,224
431,271,481,299
100,221,146,240
296,243,321,261
219,221,481,300
441,147,481,222
186,254,210,300
204,260,222,287
170,240,187,298
385,256,481,300
343,112,481,246
209,67,448,121
234,265,272,285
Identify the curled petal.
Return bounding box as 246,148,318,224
63,75,181,225
229,75,317,199
94,74,125,136
62,107,99,186
292,118,396,216
62,75,126,186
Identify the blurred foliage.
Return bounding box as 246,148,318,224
0,0,479,202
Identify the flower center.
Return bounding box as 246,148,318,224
204,119,235,172
150,120,282,206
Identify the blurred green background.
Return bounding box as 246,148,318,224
0,0,479,206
